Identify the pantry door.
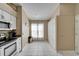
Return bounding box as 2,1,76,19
31,23,44,41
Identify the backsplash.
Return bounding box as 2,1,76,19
0,31,9,38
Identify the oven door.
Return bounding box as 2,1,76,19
4,42,17,56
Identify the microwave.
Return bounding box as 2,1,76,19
0,21,10,29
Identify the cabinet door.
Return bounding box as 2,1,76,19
17,37,22,53
6,13,10,23
60,4,75,16
10,15,16,30
10,15,13,29
13,16,16,29
2,10,10,22
0,48,4,56
0,9,3,22
0,9,1,20
57,16,74,50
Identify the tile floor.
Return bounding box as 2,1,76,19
17,41,79,56
18,41,61,56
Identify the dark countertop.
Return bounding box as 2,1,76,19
0,37,21,47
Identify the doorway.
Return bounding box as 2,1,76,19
31,23,44,41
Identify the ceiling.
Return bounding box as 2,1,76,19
21,3,59,20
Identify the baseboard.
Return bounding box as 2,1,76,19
57,50,77,56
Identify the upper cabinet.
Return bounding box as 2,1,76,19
0,9,2,21
0,9,16,30
2,10,10,22
0,10,1,19
0,9,10,22
60,4,75,16
10,15,16,30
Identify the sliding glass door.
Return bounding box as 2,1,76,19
31,23,44,40
31,24,38,38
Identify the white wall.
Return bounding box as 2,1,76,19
48,4,59,50
48,17,56,50
22,8,29,48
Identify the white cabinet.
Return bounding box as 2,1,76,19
10,15,16,30
2,10,10,22
0,9,16,30
0,40,17,56
0,9,3,21
0,9,1,20
17,37,22,53
0,10,10,22
0,37,22,56
13,16,16,29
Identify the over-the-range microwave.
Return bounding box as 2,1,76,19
0,21,10,29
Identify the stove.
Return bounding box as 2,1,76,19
0,41,5,44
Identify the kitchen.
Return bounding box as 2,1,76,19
0,3,22,56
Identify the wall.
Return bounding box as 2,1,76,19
0,3,16,16
48,4,59,50
48,17,56,50
7,3,17,11
22,8,29,48
16,6,22,36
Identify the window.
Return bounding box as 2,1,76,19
31,23,44,39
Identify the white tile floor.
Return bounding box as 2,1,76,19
17,41,79,56
18,41,61,56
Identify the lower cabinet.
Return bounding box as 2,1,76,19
17,37,22,53
0,37,22,56
0,41,17,56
